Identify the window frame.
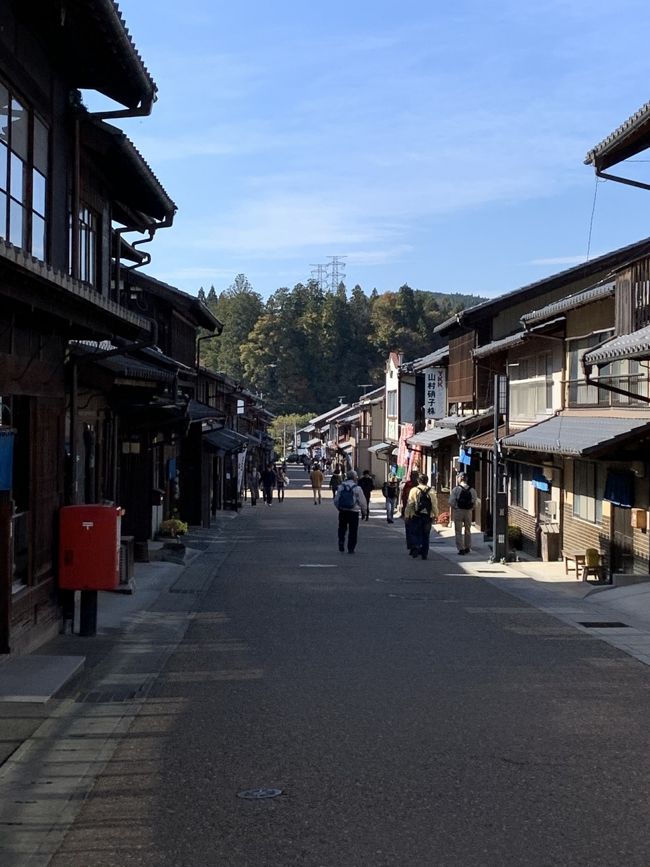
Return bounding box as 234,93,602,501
0,80,49,261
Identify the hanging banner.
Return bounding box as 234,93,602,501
237,449,247,495
424,367,447,419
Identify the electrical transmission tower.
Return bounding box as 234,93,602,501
310,263,328,290
327,255,346,293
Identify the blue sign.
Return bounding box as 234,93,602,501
0,430,15,491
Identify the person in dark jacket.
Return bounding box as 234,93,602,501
260,466,276,505
382,475,399,523
358,470,374,520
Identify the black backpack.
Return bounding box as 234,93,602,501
415,486,432,516
457,485,473,509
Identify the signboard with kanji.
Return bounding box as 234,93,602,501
424,367,446,419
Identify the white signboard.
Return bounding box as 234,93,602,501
424,367,447,419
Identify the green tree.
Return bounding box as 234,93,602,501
201,274,263,380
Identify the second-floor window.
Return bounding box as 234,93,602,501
567,331,613,406
78,205,98,285
509,353,553,420
387,390,397,417
0,82,49,260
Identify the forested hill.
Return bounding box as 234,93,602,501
197,275,486,416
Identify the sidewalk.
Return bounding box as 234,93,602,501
419,519,650,667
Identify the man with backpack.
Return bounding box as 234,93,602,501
404,473,438,560
449,472,477,554
333,470,367,554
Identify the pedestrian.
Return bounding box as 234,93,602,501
310,463,324,504
449,472,477,554
357,470,374,520
303,455,311,474
260,465,277,506
400,470,420,554
404,473,438,560
333,470,367,554
381,474,399,523
276,465,289,502
329,464,343,498
249,467,260,506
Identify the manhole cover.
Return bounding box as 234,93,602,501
578,621,629,629
237,788,283,800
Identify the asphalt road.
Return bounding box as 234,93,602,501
52,466,650,866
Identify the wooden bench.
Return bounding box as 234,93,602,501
563,550,604,581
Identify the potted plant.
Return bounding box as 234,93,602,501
507,525,523,550
159,517,188,538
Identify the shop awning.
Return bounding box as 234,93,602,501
188,400,226,425
407,428,456,448
503,414,650,456
368,441,395,454
204,428,248,454
463,424,509,451
305,437,322,448
604,470,635,507
336,440,355,451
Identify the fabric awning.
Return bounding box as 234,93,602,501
604,470,635,507
503,414,650,456
407,428,456,448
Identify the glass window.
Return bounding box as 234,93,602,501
573,460,605,524
10,98,28,159
0,84,8,145
387,390,397,416
33,117,48,174
0,80,48,259
0,142,6,191
9,151,24,202
9,199,23,247
32,169,45,215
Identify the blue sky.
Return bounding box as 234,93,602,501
104,0,650,300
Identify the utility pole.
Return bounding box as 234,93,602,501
491,373,509,563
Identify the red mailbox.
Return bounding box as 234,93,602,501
59,505,122,591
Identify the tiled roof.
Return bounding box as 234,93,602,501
472,332,529,360
584,324,650,366
521,281,615,326
411,346,449,371
435,238,650,336
503,414,650,456
585,99,650,169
